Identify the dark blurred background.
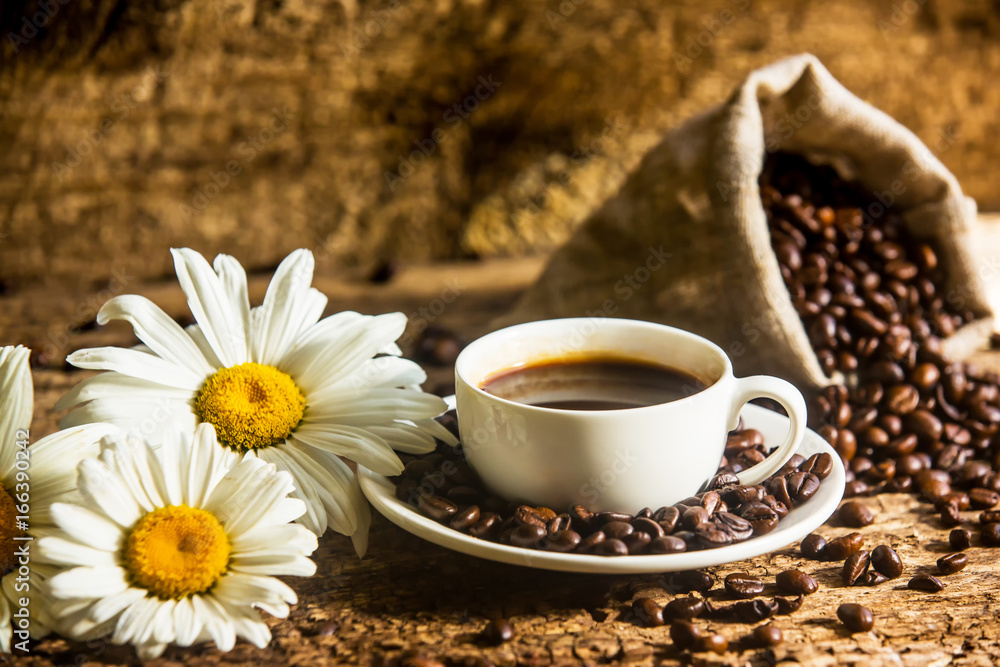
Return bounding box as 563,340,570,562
1,0,998,290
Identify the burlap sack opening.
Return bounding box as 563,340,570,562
495,54,995,397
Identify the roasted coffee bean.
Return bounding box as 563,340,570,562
695,522,734,548
741,502,779,535
548,513,571,533
838,604,875,632
693,634,729,654
838,501,875,527
570,504,595,529
750,624,783,648
669,620,703,650
623,531,652,553
546,530,582,553
982,522,1000,546
664,596,705,621
510,523,546,547
596,511,633,524
970,488,1000,510
601,521,635,540
594,538,629,556
514,505,546,528
674,570,715,593
786,472,821,505
844,480,870,498
482,618,513,645
940,491,970,511
450,505,481,531
468,513,500,539
734,599,774,623
533,506,558,521
681,506,711,530
908,574,945,592
774,595,804,615
980,510,1000,524
446,486,484,505
707,472,740,489
870,545,903,579
648,536,687,554
776,569,818,595
825,532,865,560
937,552,969,575
940,502,962,528
418,495,459,522
715,512,754,540
631,517,665,538
842,550,871,586
907,410,944,442
699,491,723,516
656,506,681,533
725,573,765,599
578,531,606,552
800,533,827,559
949,528,973,551
767,476,793,509
861,570,889,586
799,452,834,479
632,598,664,627
403,459,437,480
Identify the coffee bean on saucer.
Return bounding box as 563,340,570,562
631,517,665,538
601,521,634,540
632,598,664,627
695,522,733,548
838,603,874,632
907,574,945,592
776,569,818,595
647,536,687,554
740,502,779,536
548,513,571,533
418,495,458,522
682,506,710,530
514,505,547,528
468,513,500,539
577,531,606,552
949,528,972,551
594,538,629,556
825,532,865,560
545,530,582,553
869,545,903,579
481,618,513,645
937,552,969,575
596,511,633,524
510,524,546,547
664,597,705,621
450,505,481,531
800,533,827,559
622,531,652,553
725,573,764,599
799,453,834,479
838,501,875,527
842,550,871,586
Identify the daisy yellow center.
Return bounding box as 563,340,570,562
195,362,305,452
0,486,25,577
124,505,231,599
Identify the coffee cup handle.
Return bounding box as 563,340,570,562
727,376,808,487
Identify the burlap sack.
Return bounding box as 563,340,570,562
495,54,995,396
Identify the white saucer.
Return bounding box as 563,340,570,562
359,402,845,573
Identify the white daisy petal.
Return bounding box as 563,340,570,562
76,459,143,527
48,566,129,600
213,254,252,357
261,444,359,537
89,588,147,625
0,591,11,654
36,537,117,567
364,422,439,454
98,295,215,377
306,388,448,423
172,597,201,647
0,346,32,477
66,347,204,390
48,503,124,552
171,247,248,367
55,371,195,414
251,249,317,365
194,595,236,652
291,425,403,476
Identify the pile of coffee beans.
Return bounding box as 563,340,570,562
763,153,1000,549
391,417,831,556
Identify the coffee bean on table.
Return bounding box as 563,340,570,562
861,570,889,586
983,523,1000,547
949,528,973,551
669,620,703,649
981,510,1000,524
940,503,963,528
734,599,775,623
937,552,969,575
674,570,715,593
825,532,865,560
774,595,804,615
970,488,1000,510
838,604,875,632
481,618,513,645
908,574,945,592
694,634,729,654
725,573,765,599
870,545,903,579
664,597,705,621
842,550,871,586
632,598,664,627
838,501,875,527
776,569,818,595
800,533,827,559
751,624,783,648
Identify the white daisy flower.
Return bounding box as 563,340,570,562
37,423,318,659
0,345,117,653
57,248,456,555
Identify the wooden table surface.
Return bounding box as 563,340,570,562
8,218,1000,666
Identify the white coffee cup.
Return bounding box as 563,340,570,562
454,318,807,513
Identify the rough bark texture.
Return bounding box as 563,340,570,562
3,0,1000,289
5,217,1000,665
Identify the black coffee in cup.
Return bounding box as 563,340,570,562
479,355,707,410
